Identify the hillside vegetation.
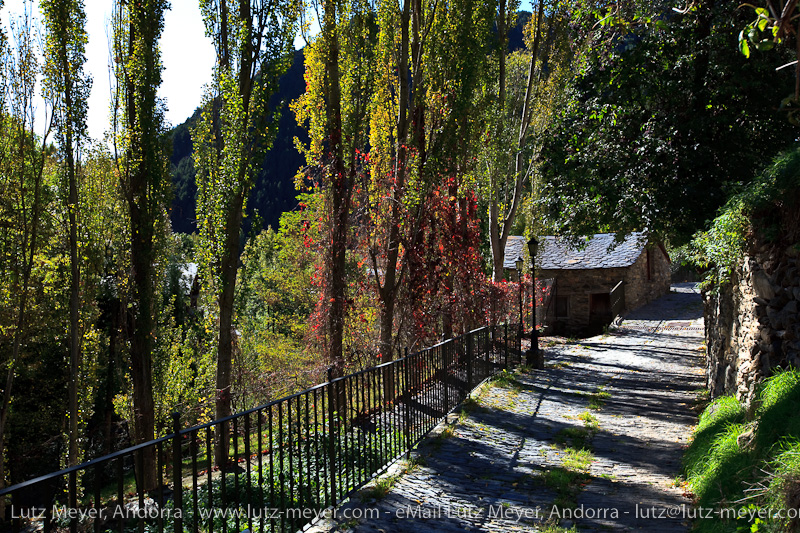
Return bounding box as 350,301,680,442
685,370,800,532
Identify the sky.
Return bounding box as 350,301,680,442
1,0,217,141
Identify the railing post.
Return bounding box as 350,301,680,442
466,332,473,391
68,470,77,533
504,323,509,369
327,367,337,506
443,340,449,414
403,355,412,458
172,412,183,533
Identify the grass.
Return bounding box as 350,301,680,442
586,385,611,410
578,411,599,430
492,369,523,390
538,521,579,533
684,370,800,532
561,448,593,471
360,473,400,501
538,408,599,514
555,427,591,450
359,456,424,501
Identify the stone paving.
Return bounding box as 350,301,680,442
314,284,706,532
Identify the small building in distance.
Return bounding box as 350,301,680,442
535,232,670,335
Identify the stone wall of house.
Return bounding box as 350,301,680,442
623,247,671,310
539,266,627,333
540,247,670,335
704,245,800,403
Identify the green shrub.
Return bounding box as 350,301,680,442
691,146,800,288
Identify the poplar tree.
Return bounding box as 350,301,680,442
41,0,91,468
194,0,299,466
111,0,169,490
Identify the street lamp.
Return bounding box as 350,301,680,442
527,237,543,369
515,258,523,334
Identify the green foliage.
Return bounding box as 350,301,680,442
233,206,325,405
684,370,800,532
540,0,797,245
691,146,800,288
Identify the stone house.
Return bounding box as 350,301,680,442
536,232,670,334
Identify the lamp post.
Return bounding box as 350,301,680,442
515,258,523,334
527,237,543,368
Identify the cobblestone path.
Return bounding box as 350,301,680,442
316,284,706,532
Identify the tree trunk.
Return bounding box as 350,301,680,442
214,191,244,467
128,199,157,491
61,32,82,468
324,0,348,370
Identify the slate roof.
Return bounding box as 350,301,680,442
536,232,647,270
503,236,526,269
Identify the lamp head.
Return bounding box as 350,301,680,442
527,236,539,262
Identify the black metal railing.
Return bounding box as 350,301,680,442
0,324,524,533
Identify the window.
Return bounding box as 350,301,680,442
555,296,569,318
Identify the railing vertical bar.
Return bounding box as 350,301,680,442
443,342,449,414
339,376,353,495
327,371,337,507
220,420,227,533
374,366,383,466
136,448,144,533
467,333,473,391
437,346,443,418
157,440,164,533
319,386,329,510
403,356,411,458
232,417,240,533
281,392,294,528
395,357,402,458
304,391,311,511
278,401,285,533
191,429,199,533
244,413,252,533
504,324,508,369
367,366,375,474
358,370,366,484
68,468,77,533
419,351,425,437
172,413,183,533
269,405,274,533
205,427,213,533
257,409,264,533
94,464,102,533
313,388,321,511
116,456,123,533
296,394,303,515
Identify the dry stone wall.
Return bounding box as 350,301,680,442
704,245,800,403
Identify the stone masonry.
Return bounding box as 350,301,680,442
704,243,800,403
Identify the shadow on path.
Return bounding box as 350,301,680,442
318,286,705,532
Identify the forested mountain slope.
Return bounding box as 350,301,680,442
169,48,308,234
